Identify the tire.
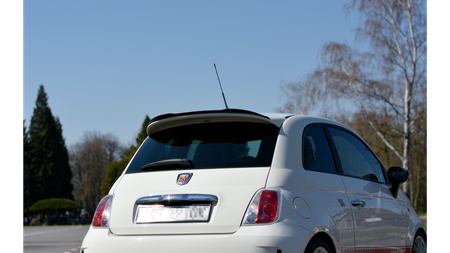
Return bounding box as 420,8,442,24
412,230,427,253
305,238,332,253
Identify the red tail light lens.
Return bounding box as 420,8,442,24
93,195,113,227
257,190,278,223
243,189,280,225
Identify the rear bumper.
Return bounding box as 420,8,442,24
81,221,311,253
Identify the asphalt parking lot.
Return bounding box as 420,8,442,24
22,216,427,252
23,225,90,253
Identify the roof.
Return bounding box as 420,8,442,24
261,113,294,127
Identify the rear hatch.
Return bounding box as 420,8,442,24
109,110,280,235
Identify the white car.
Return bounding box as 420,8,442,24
80,109,426,253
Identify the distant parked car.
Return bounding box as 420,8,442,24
81,109,426,253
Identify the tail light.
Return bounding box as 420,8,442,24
92,194,113,227
242,189,280,225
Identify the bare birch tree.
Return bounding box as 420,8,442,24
317,0,426,198
69,131,122,213
277,72,328,115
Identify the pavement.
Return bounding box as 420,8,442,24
23,225,90,253
419,215,427,220
22,216,427,252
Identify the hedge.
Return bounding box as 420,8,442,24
29,198,82,212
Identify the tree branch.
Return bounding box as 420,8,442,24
339,58,404,161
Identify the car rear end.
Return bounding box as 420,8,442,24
80,109,311,253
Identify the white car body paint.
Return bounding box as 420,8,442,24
81,110,425,253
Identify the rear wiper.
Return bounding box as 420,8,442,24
141,158,194,171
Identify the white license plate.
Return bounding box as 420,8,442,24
135,204,211,223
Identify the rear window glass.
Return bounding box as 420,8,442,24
126,122,280,173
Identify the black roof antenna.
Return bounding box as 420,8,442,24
214,63,229,109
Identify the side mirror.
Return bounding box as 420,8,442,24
388,166,409,198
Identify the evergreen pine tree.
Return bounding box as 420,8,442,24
28,85,73,201
136,115,151,146
24,120,37,218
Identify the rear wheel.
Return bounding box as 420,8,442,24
412,230,427,253
305,238,332,253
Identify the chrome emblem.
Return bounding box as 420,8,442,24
177,173,193,185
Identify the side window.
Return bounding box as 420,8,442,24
302,125,336,173
328,127,386,183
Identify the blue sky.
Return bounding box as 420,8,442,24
23,0,361,147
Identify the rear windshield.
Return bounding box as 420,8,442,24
126,122,280,173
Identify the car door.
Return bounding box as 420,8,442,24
300,124,355,251
325,126,410,252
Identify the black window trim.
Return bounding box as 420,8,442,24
322,124,390,185
301,123,339,175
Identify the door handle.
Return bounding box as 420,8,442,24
351,200,366,207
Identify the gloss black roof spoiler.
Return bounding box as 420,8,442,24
147,109,278,136
150,109,270,123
